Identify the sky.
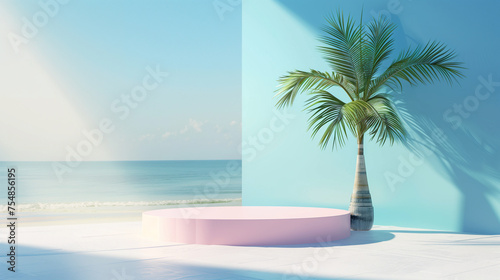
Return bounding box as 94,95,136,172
0,0,242,161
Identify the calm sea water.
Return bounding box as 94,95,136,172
0,160,241,211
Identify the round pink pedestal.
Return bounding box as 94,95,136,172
142,206,350,246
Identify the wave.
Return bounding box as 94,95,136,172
0,198,242,212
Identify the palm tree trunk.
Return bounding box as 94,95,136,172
348,136,374,231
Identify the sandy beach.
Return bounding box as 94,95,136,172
2,199,242,227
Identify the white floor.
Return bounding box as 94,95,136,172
1,222,499,279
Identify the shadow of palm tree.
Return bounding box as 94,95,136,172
398,102,500,234
253,230,395,248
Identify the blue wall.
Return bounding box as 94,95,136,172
242,0,500,233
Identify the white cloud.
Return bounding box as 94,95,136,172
139,134,155,141
230,120,237,126
161,119,206,140
162,131,177,139
179,126,189,134
189,119,205,132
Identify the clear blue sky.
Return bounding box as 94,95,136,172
0,0,241,161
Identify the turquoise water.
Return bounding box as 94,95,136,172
0,160,241,211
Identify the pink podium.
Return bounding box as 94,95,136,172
142,206,350,246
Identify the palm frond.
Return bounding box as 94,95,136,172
305,90,348,149
275,70,353,108
340,100,373,138
363,16,396,97
365,94,407,145
318,11,364,93
305,92,379,149
368,41,465,97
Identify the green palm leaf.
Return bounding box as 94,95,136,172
369,41,465,97
318,11,363,93
305,90,348,149
365,94,407,145
363,16,396,97
275,11,465,150
275,70,354,108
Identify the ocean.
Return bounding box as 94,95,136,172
0,160,242,224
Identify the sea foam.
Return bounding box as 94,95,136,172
0,198,241,211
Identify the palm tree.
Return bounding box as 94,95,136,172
274,12,465,231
